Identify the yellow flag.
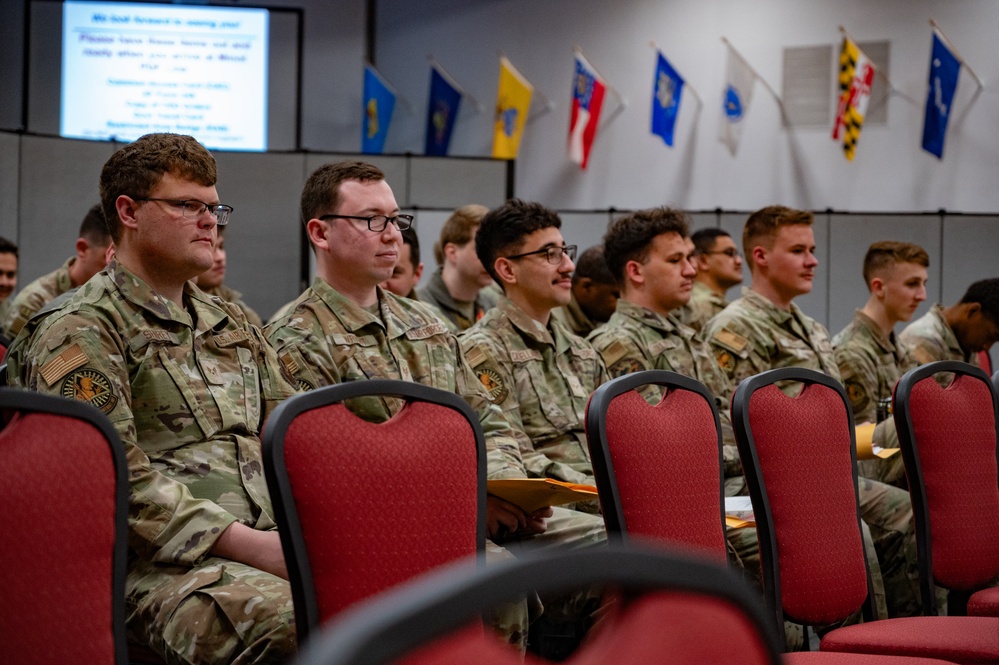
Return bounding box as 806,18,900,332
832,37,876,161
492,57,534,159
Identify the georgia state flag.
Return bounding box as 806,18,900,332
568,53,606,169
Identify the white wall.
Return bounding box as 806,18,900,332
376,0,999,213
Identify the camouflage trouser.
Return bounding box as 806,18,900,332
857,449,906,489
858,477,922,618
486,539,537,652
126,557,296,665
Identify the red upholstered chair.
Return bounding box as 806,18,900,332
584,370,728,564
262,379,486,643
893,361,999,617
293,545,786,665
0,388,128,665
732,367,999,663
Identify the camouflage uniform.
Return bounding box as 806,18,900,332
418,268,498,332
6,260,299,665
264,279,605,649
704,287,923,618
460,297,608,489
833,310,917,487
900,304,978,387
202,283,264,328
682,280,729,333
3,256,75,337
551,292,598,338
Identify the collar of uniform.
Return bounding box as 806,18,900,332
562,292,594,332
204,283,243,302
617,299,682,335
741,287,796,326
929,303,964,357
691,280,726,307
311,276,384,334
851,308,896,354
498,296,558,348
56,256,76,292
108,259,196,326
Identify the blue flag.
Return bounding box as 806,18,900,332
425,66,462,156
922,32,961,159
362,65,396,154
651,51,684,147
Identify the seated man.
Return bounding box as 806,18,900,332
0,235,18,334
7,133,298,665
380,226,424,299
551,244,619,338
833,241,928,488
194,225,264,327
264,163,604,651
682,227,743,332
703,205,923,619
3,204,111,337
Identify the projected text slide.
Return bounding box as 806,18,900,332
62,1,268,151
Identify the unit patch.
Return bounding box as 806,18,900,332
61,368,117,414
716,350,736,374
845,380,869,412
609,357,646,378
476,366,508,403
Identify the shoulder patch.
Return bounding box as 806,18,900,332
39,343,89,387
61,368,117,414
609,357,646,378
464,345,487,368
715,349,737,374
279,352,299,376
711,328,748,354
845,380,870,412
296,378,315,393
599,340,629,367
476,365,509,403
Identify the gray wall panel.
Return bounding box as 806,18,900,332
412,210,453,290
408,158,507,210
0,133,19,241
827,214,941,336
560,212,614,259
940,215,999,305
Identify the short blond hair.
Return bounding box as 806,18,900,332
742,205,813,257
863,241,929,287
434,204,489,265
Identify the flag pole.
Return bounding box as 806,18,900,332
498,51,554,120
364,60,414,114
836,26,917,105
649,40,701,106
929,19,984,89
427,54,485,113
721,37,783,108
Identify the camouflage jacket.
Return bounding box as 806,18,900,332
418,268,497,332
263,277,532,481
202,283,264,328
3,256,75,337
460,297,607,485
6,260,297,566
588,299,742,480
683,281,728,334
704,287,840,394
551,292,598,338
900,304,976,366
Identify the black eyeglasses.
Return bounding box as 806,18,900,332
134,198,233,225
701,248,741,259
319,214,414,232
505,244,577,265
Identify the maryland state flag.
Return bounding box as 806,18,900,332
362,64,396,154
492,57,534,159
425,65,462,156
832,38,876,161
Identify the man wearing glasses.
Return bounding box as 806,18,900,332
682,227,744,333
264,163,605,652
6,133,299,664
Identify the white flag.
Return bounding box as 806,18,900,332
719,44,757,156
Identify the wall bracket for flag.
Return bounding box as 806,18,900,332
427,54,485,113
573,46,628,131
720,37,783,111
365,60,414,115
930,19,983,90
649,41,702,107
837,26,919,107
498,51,554,122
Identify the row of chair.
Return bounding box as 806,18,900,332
2,360,998,664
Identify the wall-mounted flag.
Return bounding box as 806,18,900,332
493,57,534,160
651,50,684,147
568,52,607,169
425,65,462,156
362,64,396,154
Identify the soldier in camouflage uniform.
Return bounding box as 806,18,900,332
462,199,608,492
832,242,928,488
681,228,743,333
3,203,112,337
900,278,999,386
7,134,298,664
704,206,923,619
264,163,604,651
550,245,619,338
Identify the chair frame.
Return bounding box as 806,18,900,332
0,387,129,665
731,367,878,633
585,370,727,544
262,379,487,642
894,360,999,616
296,544,784,665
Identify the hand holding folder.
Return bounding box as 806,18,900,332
486,478,599,513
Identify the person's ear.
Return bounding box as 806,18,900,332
306,219,331,252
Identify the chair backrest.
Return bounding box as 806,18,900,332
0,388,128,665
585,370,728,563
262,379,486,642
295,545,784,665
732,367,875,631
894,360,999,613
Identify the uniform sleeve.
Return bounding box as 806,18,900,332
9,310,237,566
264,308,340,392
249,323,299,419
703,318,768,399
834,344,880,425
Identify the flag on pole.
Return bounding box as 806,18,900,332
362,65,396,154
568,52,607,169
832,38,876,161
921,31,961,159
492,57,534,159
719,44,756,156
425,65,462,156
651,50,684,147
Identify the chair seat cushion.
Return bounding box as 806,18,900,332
969,587,999,617
820,616,999,663
786,653,959,664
